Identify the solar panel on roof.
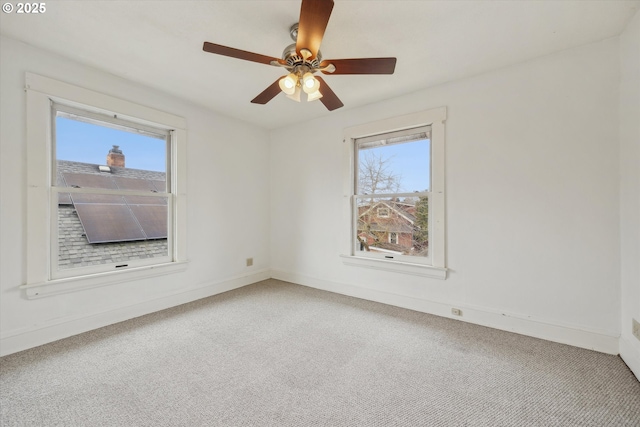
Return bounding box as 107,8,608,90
74,204,146,243
58,168,169,244
63,173,117,190
71,194,125,204
69,192,167,243
124,195,167,205
113,176,157,192
151,180,166,193
129,205,167,239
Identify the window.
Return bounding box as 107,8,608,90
23,73,187,298
52,103,172,279
377,208,390,218
341,108,447,279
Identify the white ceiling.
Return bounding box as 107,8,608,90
2,1,638,130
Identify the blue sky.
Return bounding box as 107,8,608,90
56,117,166,172
360,139,430,193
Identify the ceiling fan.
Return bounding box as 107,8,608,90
202,0,396,111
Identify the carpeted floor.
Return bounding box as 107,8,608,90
1,279,639,426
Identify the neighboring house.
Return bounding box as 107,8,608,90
357,199,427,256
56,147,168,270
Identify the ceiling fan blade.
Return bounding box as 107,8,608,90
203,42,284,66
251,79,282,105
315,76,343,111
320,58,397,75
296,0,334,59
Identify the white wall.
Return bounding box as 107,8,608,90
1,25,634,362
0,36,271,356
619,10,640,378
270,38,622,354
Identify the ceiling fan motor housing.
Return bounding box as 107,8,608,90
282,43,321,71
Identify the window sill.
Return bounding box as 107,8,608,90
340,255,447,279
20,261,189,299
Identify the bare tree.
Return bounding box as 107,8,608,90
358,151,401,194
357,151,405,251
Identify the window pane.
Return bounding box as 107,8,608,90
56,114,166,177
57,193,169,270
355,196,429,257
357,137,430,194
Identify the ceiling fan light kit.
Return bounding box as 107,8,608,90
302,72,320,93
307,89,323,102
202,0,396,111
286,86,302,103
279,73,298,95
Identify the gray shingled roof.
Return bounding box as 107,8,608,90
57,160,168,270
358,200,417,224
57,160,166,181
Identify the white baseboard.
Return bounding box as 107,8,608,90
0,269,270,357
620,336,640,381
2,268,625,361
271,269,620,355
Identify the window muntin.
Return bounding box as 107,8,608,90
353,127,431,265
51,103,172,279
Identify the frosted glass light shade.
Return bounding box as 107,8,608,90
279,74,298,95
286,86,301,102
302,72,320,94
307,89,323,102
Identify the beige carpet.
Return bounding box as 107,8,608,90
1,279,639,426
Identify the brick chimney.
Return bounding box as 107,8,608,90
106,145,125,167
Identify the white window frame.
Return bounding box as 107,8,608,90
341,107,447,279
22,73,188,298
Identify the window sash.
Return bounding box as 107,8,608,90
51,103,172,189
354,126,431,196
50,188,174,279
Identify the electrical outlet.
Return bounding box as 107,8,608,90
246,258,253,267
451,308,462,317
633,318,640,342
